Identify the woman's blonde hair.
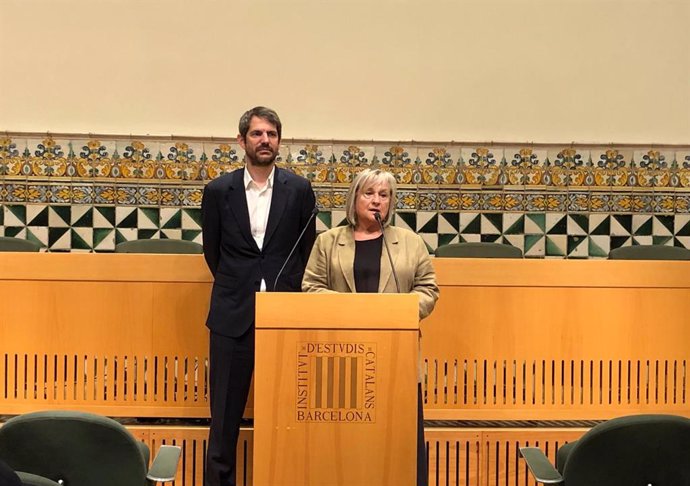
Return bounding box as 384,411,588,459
345,168,397,228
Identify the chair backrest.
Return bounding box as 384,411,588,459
0,236,41,252
16,471,61,486
608,244,690,260
0,411,150,486
0,459,21,486
115,238,203,254
434,242,523,258
562,414,690,486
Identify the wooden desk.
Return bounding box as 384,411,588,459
0,253,213,417
422,258,690,419
1,254,688,420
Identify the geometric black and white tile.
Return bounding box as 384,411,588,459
2,204,202,252
6,204,690,258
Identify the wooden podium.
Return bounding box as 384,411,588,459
254,292,419,486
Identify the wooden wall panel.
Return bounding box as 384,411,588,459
422,259,690,420
127,426,586,486
2,255,686,485
1,254,689,420
130,426,253,486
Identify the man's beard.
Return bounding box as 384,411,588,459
246,147,277,167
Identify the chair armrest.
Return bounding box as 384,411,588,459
16,472,62,486
519,447,564,484
146,445,182,483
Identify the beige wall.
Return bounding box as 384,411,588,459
1,0,688,143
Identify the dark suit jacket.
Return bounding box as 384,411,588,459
202,167,316,337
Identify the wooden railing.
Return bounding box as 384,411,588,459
0,254,212,417
3,253,689,485
422,259,690,420
1,254,689,420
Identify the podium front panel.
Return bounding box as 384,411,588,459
254,293,419,486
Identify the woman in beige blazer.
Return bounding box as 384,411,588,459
302,168,439,486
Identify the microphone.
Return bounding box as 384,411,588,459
375,212,400,293
273,207,319,291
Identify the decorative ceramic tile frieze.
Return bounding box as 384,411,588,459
2,134,690,256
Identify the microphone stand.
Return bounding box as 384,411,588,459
272,207,319,291
375,212,400,293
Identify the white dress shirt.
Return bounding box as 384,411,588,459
244,166,275,291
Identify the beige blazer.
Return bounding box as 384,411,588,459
302,225,439,319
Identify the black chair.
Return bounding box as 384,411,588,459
520,414,690,485
0,410,181,486
434,242,523,258
0,460,56,486
0,459,22,486
608,244,690,260
0,236,41,252
115,238,203,254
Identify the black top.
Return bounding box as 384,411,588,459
354,235,383,293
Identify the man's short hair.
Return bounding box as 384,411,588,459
238,106,282,140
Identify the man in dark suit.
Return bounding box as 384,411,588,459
202,106,316,486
